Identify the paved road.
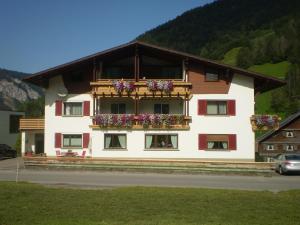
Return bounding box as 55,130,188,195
1,158,300,191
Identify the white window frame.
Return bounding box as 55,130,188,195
62,134,82,148
145,134,178,150
104,134,127,150
285,144,294,151
63,102,83,116
266,144,275,151
286,131,294,138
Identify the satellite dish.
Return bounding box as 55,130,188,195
57,87,68,98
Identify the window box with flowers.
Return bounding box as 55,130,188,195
250,115,280,131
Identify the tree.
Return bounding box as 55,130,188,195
17,97,45,117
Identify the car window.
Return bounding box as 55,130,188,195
286,155,300,160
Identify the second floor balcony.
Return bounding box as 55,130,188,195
91,98,191,130
91,79,192,99
90,114,191,130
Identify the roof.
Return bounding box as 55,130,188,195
257,111,300,143
23,40,285,92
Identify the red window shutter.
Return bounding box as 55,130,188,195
55,133,61,148
227,100,236,116
83,101,90,116
198,134,207,150
55,100,63,116
83,133,90,148
198,100,207,115
228,134,237,150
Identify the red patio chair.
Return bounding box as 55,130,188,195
56,150,63,157
77,150,86,158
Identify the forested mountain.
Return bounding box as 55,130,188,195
0,68,44,111
137,0,300,118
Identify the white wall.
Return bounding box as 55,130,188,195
0,110,24,147
45,74,255,160
44,76,92,156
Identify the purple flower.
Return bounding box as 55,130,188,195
113,80,125,93
163,80,173,93
124,81,135,93
146,80,157,91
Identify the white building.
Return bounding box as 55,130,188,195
0,109,24,147
21,41,284,161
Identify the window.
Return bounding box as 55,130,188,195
199,134,236,151
207,135,228,150
205,68,219,81
207,141,228,150
145,134,178,149
111,103,126,114
9,115,22,133
267,144,275,151
104,134,126,149
206,101,227,115
154,104,169,114
286,131,294,137
63,134,82,148
285,145,294,151
64,102,82,116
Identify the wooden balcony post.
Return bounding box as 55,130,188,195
183,59,189,82
134,45,140,82
93,58,96,81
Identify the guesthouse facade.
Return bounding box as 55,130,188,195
21,41,284,161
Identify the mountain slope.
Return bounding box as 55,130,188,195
0,68,44,111
137,0,300,117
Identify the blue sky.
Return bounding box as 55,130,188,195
0,0,213,73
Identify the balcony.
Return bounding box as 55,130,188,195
19,118,45,131
90,114,191,130
90,80,192,99
250,115,280,131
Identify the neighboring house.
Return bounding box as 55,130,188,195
21,41,284,161
0,107,24,147
257,111,300,161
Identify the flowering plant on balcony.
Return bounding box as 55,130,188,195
112,80,135,94
138,114,185,128
112,80,125,93
124,81,135,93
146,80,174,94
95,114,134,128
251,115,280,130
146,80,158,91
163,80,173,93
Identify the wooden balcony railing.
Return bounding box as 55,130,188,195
19,118,45,130
90,114,191,130
90,80,192,99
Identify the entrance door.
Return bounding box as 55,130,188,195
35,133,44,154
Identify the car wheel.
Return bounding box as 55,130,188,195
279,166,285,175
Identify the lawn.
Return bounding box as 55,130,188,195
0,182,300,225
249,61,290,115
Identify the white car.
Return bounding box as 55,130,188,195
274,154,300,175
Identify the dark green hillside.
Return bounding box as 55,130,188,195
137,0,300,117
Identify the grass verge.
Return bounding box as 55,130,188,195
0,182,299,225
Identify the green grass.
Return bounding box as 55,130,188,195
222,47,241,66
248,61,290,79
248,61,290,114
1,182,300,225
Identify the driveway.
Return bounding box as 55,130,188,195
1,158,300,191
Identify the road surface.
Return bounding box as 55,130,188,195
1,158,300,191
